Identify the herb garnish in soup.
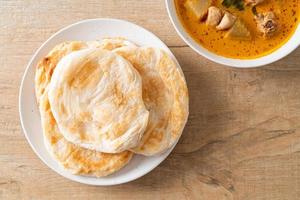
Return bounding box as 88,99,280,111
175,0,300,59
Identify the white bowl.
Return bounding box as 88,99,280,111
165,0,300,68
19,18,184,185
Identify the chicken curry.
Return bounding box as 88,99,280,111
175,0,300,59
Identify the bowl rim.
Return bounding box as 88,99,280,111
165,0,300,68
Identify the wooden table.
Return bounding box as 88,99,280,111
1,0,300,199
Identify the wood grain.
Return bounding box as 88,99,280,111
1,0,300,199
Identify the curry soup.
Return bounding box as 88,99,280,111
175,0,300,59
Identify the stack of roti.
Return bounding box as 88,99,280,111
35,38,189,177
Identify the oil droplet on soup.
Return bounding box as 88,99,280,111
175,0,300,59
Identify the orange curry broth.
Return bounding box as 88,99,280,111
175,0,300,59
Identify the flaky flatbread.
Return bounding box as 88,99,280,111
39,91,132,177
114,46,189,156
47,48,149,153
35,41,133,177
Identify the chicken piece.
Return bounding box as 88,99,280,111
225,19,251,40
206,6,223,26
216,12,237,30
244,0,265,6
255,12,278,37
184,0,213,20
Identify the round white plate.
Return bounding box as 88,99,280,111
19,18,183,186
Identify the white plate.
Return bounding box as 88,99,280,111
19,18,183,186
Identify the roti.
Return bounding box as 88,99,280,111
39,91,132,177
47,48,149,153
35,41,133,177
114,46,189,156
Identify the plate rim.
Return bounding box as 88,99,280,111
19,18,184,186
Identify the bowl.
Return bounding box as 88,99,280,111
165,0,300,68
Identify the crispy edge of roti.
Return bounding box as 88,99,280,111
113,46,189,156
35,41,87,103
35,41,133,177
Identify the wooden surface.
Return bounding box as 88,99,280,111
1,0,300,199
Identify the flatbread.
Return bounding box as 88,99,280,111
114,46,189,156
39,92,132,177
96,37,137,50
35,41,88,103
35,41,133,177
47,48,149,153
